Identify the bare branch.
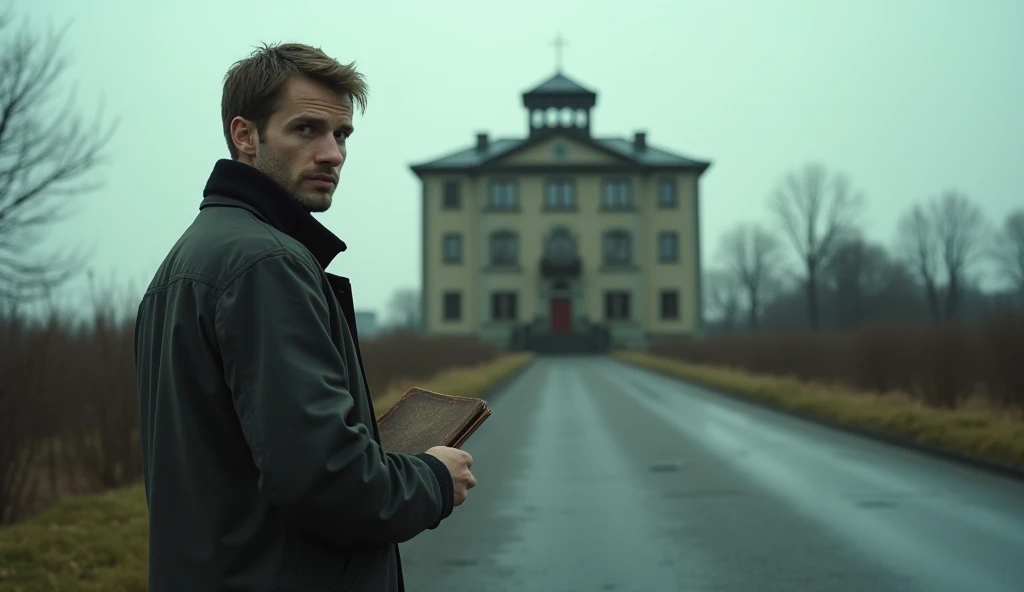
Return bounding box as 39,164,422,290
717,222,782,330
930,190,986,319
702,269,742,331
988,210,1024,294
931,190,985,275
897,204,939,282
896,192,987,320
0,11,117,302
0,252,87,301
896,203,941,321
769,163,865,328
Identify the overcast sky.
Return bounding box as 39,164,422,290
16,0,1024,319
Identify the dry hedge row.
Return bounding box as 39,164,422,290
0,312,499,526
650,315,1024,411
359,329,500,395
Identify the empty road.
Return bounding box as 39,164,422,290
398,356,1024,592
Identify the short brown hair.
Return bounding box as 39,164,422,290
221,42,369,159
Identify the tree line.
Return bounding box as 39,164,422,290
705,162,1023,333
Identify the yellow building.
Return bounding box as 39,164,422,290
410,71,711,352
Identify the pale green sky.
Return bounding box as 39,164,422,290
17,0,1024,319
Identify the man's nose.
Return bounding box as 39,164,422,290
316,137,344,167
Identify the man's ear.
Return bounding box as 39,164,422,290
230,116,259,159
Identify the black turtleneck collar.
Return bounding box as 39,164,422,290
201,159,347,269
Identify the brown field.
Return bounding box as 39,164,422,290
0,304,508,528
650,315,1024,414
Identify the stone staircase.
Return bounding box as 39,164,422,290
511,320,610,355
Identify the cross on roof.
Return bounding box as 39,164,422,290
551,33,567,73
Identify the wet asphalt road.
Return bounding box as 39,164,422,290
397,356,1024,592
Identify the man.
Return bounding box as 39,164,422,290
134,42,476,592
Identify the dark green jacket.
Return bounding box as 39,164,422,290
134,159,453,592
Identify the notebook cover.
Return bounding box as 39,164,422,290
450,407,491,449
376,387,491,454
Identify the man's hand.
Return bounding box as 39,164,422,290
424,446,476,506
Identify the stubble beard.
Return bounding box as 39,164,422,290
254,142,333,213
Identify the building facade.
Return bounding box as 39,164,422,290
410,71,711,352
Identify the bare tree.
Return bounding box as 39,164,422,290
770,163,864,329
823,235,892,329
0,11,117,301
931,190,985,319
702,268,741,332
897,203,941,320
387,287,421,330
988,209,1024,303
717,223,781,330
897,191,986,320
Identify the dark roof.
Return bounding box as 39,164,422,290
523,72,595,96
410,134,711,175
410,71,711,176
597,138,708,167
413,139,523,169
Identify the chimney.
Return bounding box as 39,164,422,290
476,132,489,152
634,131,647,151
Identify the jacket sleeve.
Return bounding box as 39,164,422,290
214,249,454,546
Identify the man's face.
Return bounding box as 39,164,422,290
242,76,354,212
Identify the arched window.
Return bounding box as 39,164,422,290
560,107,574,126
490,230,518,266
546,107,559,127
602,230,631,265
545,226,576,259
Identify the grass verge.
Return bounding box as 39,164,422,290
0,353,535,592
612,350,1024,474
0,484,148,591
372,352,534,414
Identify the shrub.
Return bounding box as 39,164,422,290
0,302,504,527
359,329,501,395
649,317,1024,413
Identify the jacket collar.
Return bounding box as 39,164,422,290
200,159,347,269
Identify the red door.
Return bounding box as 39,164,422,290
551,297,571,333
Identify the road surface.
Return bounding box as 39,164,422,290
398,356,1024,592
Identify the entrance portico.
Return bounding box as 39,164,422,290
545,279,575,333
539,225,584,334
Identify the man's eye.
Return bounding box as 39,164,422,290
297,125,314,134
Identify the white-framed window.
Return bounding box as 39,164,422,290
658,232,679,262
605,291,631,320
489,180,518,210
601,180,632,210
443,291,461,321
443,180,461,209
545,179,575,210
442,233,462,263
491,291,517,321
490,231,518,266
658,179,677,208
603,230,631,265
660,290,679,320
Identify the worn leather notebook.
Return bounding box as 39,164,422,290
376,387,492,454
